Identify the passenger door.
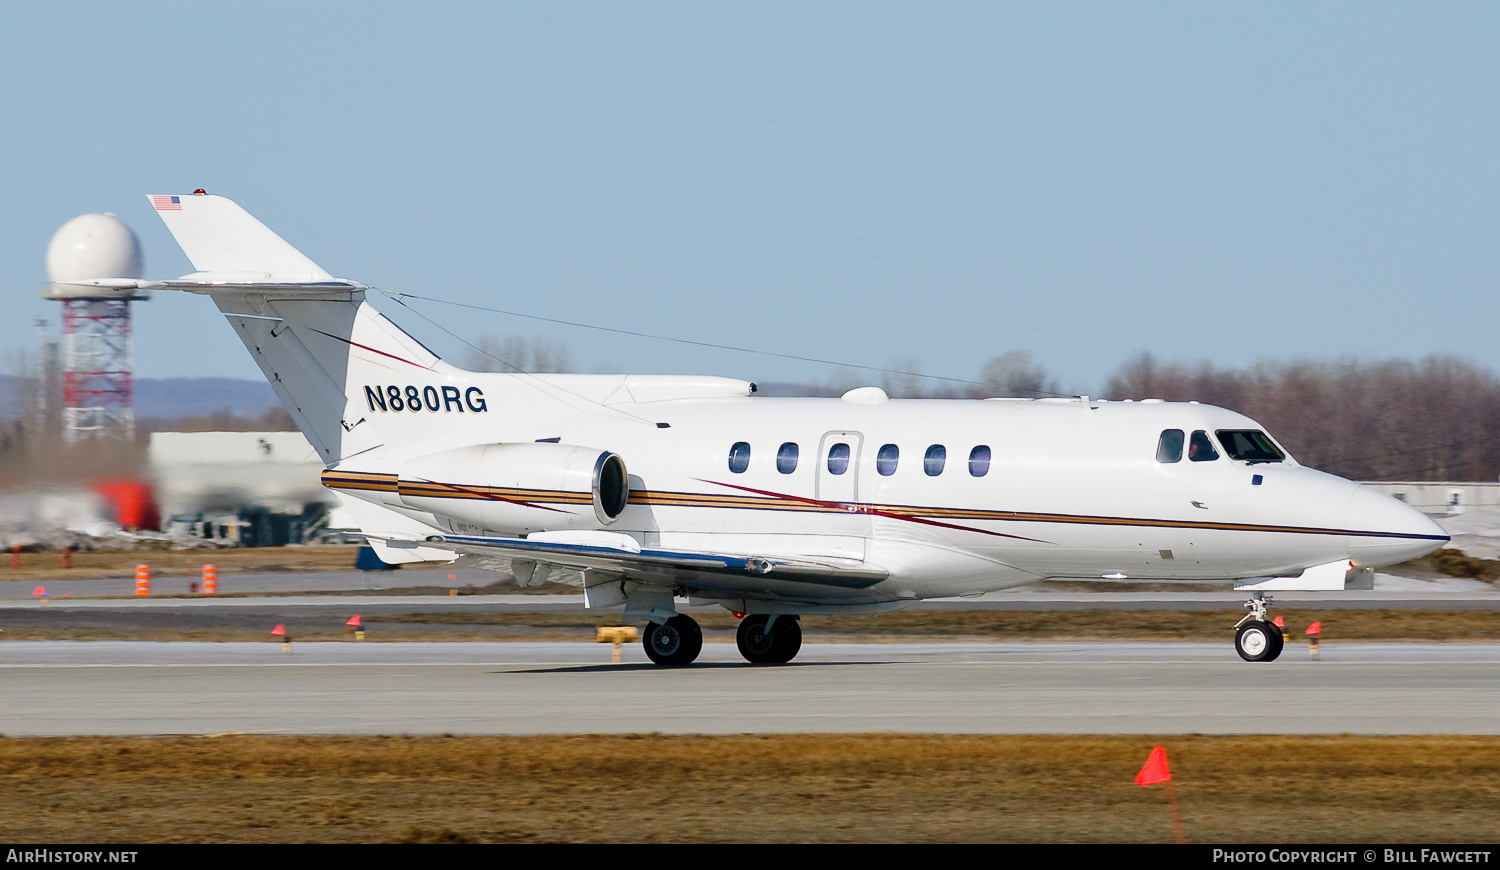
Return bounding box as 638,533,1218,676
816,431,864,504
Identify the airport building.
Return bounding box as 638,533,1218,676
148,431,352,546
1362,481,1500,517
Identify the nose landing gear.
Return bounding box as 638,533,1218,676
1234,592,1284,662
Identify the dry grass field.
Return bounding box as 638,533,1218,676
3,552,1496,842
0,607,1493,643
1,734,1497,843
0,545,368,583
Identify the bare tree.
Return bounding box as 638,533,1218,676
975,351,1055,398
1105,354,1500,481
462,336,572,374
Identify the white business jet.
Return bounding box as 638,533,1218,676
96,193,1452,665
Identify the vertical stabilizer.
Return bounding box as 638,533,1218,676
146,194,432,466
147,194,604,474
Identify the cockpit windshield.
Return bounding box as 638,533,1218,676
1215,430,1285,463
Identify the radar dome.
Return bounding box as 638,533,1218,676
46,213,144,283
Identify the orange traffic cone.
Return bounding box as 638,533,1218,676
134,564,150,596
203,563,218,594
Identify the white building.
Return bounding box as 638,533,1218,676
148,431,352,545
1362,481,1500,518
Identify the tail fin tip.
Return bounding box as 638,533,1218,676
146,192,335,283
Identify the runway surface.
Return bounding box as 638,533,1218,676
3,639,1498,737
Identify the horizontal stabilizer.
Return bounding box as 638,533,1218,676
146,193,335,282
51,278,365,295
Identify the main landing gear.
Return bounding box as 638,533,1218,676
736,614,802,664
1233,592,1285,662
642,614,703,666
638,612,804,666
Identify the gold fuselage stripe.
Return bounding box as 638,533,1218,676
319,469,1437,541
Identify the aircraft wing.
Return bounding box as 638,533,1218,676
367,531,890,594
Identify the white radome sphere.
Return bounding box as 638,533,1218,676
46,213,144,282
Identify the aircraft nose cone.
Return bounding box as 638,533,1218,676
1344,485,1450,568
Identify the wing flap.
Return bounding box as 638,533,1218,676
367,531,889,590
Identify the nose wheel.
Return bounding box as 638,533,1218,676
1234,592,1285,662
736,614,802,664
1235,620,1284,661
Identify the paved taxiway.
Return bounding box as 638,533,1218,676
3,639,1498,736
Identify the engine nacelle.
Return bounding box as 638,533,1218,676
398,443,629,534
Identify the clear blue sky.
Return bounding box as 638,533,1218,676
3,2,1497,395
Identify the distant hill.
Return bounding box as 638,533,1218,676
132,378,280,419
0,375,279,420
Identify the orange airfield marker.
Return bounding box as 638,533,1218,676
1135,745,1187,844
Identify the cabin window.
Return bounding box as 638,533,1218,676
1156,429,1184,463
969,445,991,477
924,445,946,476
877,444,900,476
1188,430,1219,462
777,442,799,474
827,442,851,475
1215,430,1285,463
728,441,751,473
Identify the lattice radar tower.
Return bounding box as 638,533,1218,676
43,212,149,443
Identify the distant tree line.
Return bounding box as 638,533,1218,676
1105,353,1500,482
462,335,572,374
779,351,1060,401
781,349,1500,482
9,328,1494,485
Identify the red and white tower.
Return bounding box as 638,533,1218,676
43,213,149,443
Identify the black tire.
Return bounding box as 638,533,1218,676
1235,620,1276,662
643,615,702,666
1265,621,1286,662
736,615,801,664
767,618,801,664
737,615,776,663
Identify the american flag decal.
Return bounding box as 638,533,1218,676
151,195,181,211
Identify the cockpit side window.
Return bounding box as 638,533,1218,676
1188,430,1219,462
1156,429,1184,463
1215,430,1286,463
